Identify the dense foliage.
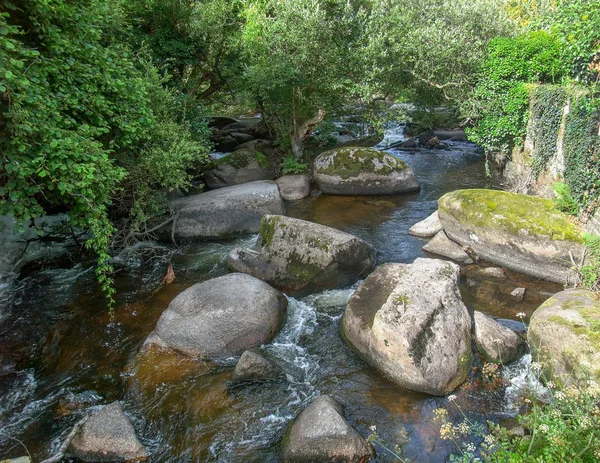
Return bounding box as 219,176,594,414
0,0,210,307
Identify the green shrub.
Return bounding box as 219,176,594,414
280,155,308,175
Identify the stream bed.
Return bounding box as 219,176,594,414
0,133,561,462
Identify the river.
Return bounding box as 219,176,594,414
0,127,561,462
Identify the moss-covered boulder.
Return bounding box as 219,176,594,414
438,189,585,284
314,147,420,195
227,215,375,296
529,289,600,387
203,148,274,189
341,259,472,395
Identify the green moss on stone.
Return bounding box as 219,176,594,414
207,149,268,171
259,216,280,247
394,294,411,305
438,189,583,243
316,147,408,180
255,151,270,169
286,252,322,282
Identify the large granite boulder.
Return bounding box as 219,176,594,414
314,147,419,195
68,401,147,462
203,149,275,189
282,395,374,463
438,189,585,284
341,259,472,395
162,181,285,241
228,215,375,296
473,311,524,364
529,289,600,386
143,273,287,360
276,175,311,200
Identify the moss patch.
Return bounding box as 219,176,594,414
286,252,322,282
438,189,583,243
316,147,408,180
206,149,269,170
259,216,281,247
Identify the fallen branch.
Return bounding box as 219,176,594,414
40,415,89,463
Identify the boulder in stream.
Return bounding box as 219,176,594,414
314,147,420,195
143,273,287,360
230,350,285,385
276,175,311,201
438,189,585,284
68,401,147,462
341,258,472,395
529,289,600,386
473,311,524,364
408,211,443,238
228,215,375,296
161,181,285,241
281,395,374,463
203,149,275,189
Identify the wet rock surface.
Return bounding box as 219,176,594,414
230,350,285,385
473,311,524,364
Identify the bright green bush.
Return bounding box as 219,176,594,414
466,31,565,155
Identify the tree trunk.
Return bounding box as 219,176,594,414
291,108,325,159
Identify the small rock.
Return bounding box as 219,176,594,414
481,267,506,279
276,175,310,201
497,318,527,334
474,311,524,364
510,287,527,301
423,231,473,264
281,395,374,463
408,211,443,238
230,350,284,385
0,458,31,463
68,401,147,462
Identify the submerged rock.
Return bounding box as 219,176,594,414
281,395,374,463
422,230,473,264
276,175,311,201
228,215,375,296
143,273,287,360
230,350,284,385
529,289,600,386
68,401,147,462
341,259,472,395
408,211,443,238
473,311,524,364
161,181,285,241
203,149,274,189
314,147,420,195
438,189,585,284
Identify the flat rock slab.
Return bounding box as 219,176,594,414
143,273,287,360
473,311,524,364
68,401,147,462
228,215,375,296
276,175,311,200
408,211,443,238
529,289,600,386
162,181,285,240
314,147,420,195
341,258,472,395
282,395,373,463
422,230,473,264
438,189,584,284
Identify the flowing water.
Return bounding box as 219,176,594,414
0,127,561,462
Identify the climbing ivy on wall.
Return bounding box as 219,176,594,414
562,92,600,213
529,85,567,176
